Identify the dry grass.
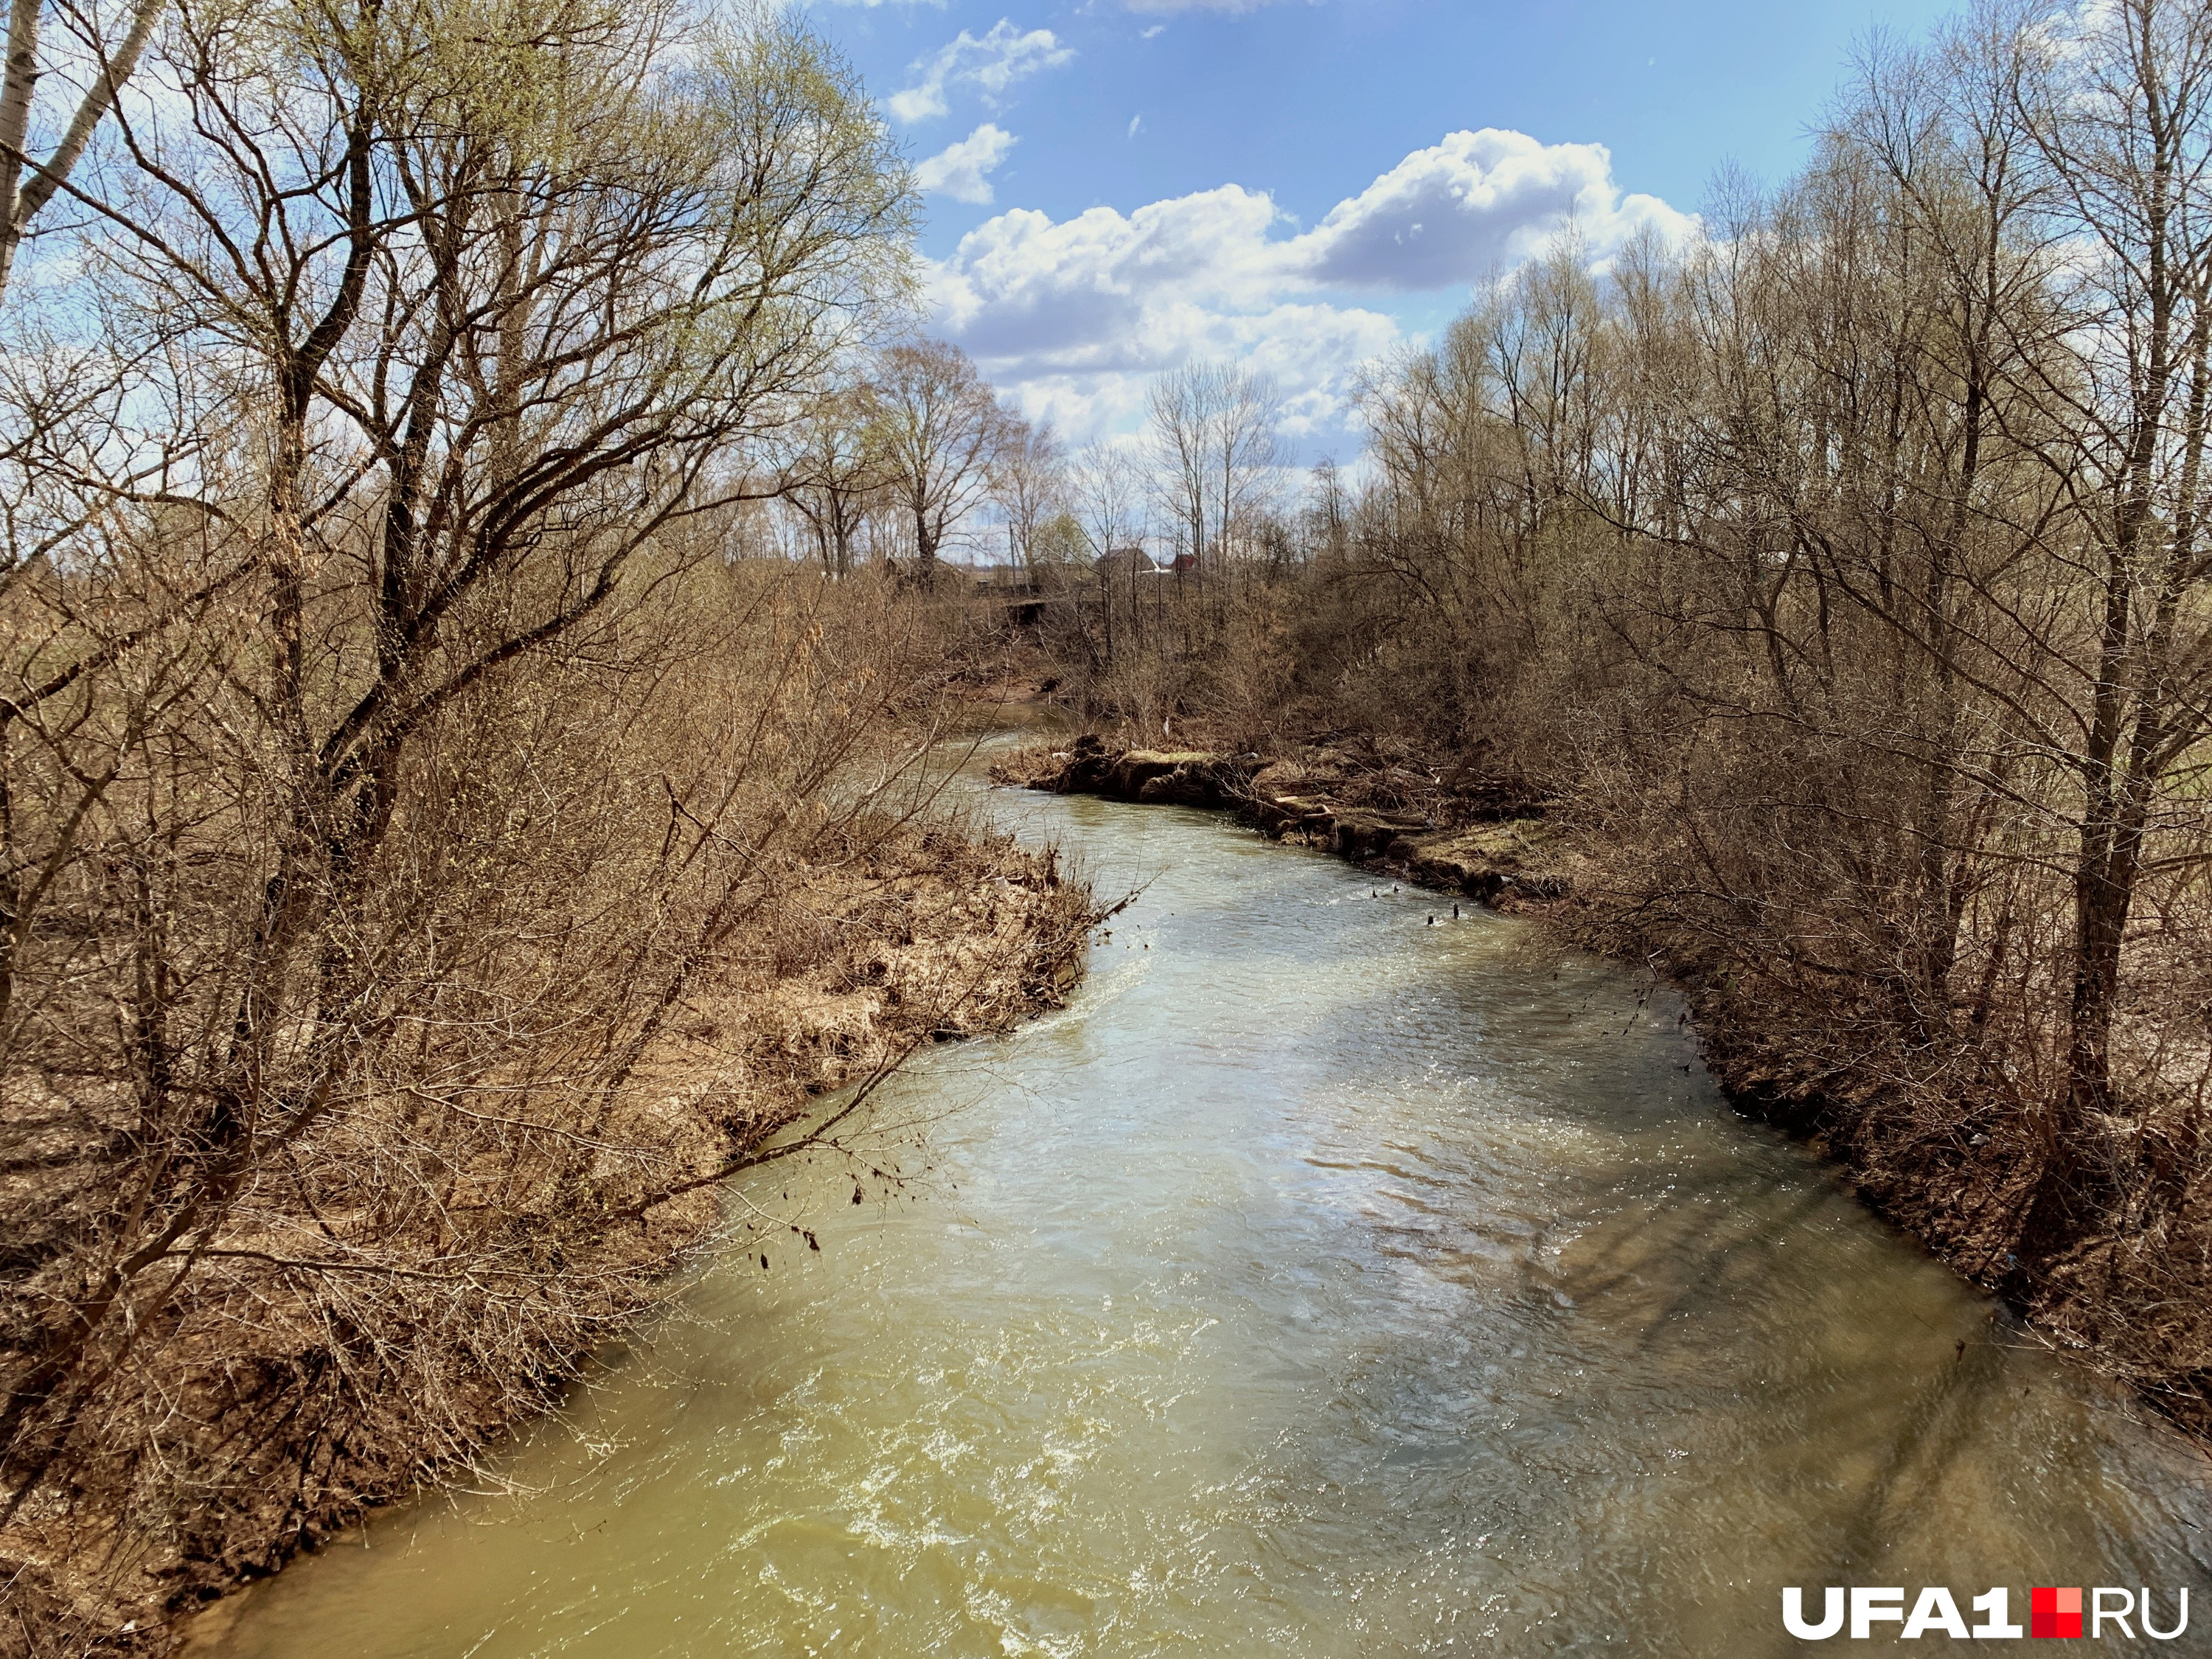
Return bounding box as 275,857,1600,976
1,812,1095,1658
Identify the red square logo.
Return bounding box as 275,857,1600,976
2031,1587,2083,1638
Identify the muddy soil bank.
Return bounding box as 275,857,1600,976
992,732,1573,910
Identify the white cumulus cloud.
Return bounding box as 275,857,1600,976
888,21,1074,124
1293,129,1693,291
1126,0,1304,12
914,123,1019,205
925,128,1695,445
927,186,1397,445
931,187,1290,369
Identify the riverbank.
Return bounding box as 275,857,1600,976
992,728,2212,1453
990,734,1576,914
192,745,2212,1659
2,821,1098,1658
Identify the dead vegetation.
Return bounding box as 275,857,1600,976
0,1,1102,1649
1003,1,2212,1449
0,549,1098,1657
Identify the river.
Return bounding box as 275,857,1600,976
203,741,2212,1656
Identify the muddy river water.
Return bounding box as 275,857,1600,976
206,745,2212,1656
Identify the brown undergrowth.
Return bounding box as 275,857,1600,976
995,720,2212,1453
2,815,1096,1657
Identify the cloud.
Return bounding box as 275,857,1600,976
914,123,1019,204
1126,0,1298,12
1295,129,1694,291
931,186,1288,368
925,128,1694,445
928,185,1395,445
888,21,1074,124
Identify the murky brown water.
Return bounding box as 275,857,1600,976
204,745,2212,1656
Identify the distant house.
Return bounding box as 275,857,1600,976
1164,552,1199,574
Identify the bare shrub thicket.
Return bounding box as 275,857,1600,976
0,0,1097,1646
1028,0,2212,1421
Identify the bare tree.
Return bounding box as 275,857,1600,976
780,378,893,577
0,0,164,305
2012,0,2212,1183
1147,359,1283,588
0,0,925,1613
1071,439,1144,564
993,415,1065,572
1070,438,1146,663
874,338,1015,580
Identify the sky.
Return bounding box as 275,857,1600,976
809,0,1962,460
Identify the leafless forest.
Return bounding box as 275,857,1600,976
1003,1,2212,1443
8,0,2212,1648
0,1,1100,1649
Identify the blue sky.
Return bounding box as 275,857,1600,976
811,0,1960,457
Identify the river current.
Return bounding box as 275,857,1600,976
205,740,2212,1656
